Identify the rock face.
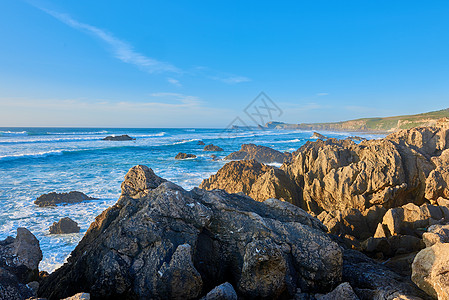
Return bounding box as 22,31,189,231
102,135,135,141
199,160,302,207
315,282,359,300
202,124,449,214
49,217,81,234
311,132,327,139
225,144,291,164
204,144,224,151
412,243,449,299
175,152,197,160
34,191,97,207
0,228,43,299
39,165,342,300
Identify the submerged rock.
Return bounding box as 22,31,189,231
34,191,97,207
175,152,197,160
198,141,205,145
102,135,135,141
204,144,224,151
39,165,341,300
49,217,80,234
225,144,291,164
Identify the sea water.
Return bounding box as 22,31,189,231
0,127,383,272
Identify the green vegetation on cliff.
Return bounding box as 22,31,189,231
267,108,449,132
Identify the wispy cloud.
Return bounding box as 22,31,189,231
317,92,329,96
167,78,182,87
148,92,201,106
212,75,251,84
34,6,180,74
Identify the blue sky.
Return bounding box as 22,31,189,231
1,0,448,127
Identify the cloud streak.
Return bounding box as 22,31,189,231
36,6,180,74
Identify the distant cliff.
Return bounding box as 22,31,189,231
265,108,449,132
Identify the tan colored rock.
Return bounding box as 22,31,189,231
62,293,90,300
412,243,449,299
422,224,449,247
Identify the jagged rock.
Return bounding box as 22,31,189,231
311,132,328,140
210,155,218,161
425,149,449,201
318,206,386,241
0,228,42,300
204,144,224,151
346,136,367,142
49,217,80,234
315,282,359,300
34,191,97,207
361,235,425,258
383,252,418,277
198,141,205,145
0,228,43,283
422,223,449,247
201,282,237,300
200,160,302,206
412,243,449,299
175,152,197,160
225,144,291,164
102,135,135,141
379,203,446,237
39,165,342,300
61,293,90,300
343,249,431,299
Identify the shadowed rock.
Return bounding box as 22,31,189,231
34,191,97,207
39,165,342,300
49,217,81,234
198,141,205,145
102,135,135,141
225,144,291,164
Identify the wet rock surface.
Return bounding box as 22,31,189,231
175,152,197,159
34,191,97,207
49,217,80,234
39,165,342,300
204,144,224,151
102,135,135,141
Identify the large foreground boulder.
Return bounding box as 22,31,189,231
0,228,43,299
412,243,449,299
225,144,291,164
39,165,342,300
34,191,97,207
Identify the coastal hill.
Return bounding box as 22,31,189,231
265,108,449,132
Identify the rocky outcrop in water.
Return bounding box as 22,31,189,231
203,144,223,151
197,141,205,145
311,132,327,140
49,217,80,234
175,152,197,160
224,144,291,164
39,165,342,300
34,191,97,207
0,228,42,300
102,135,135,141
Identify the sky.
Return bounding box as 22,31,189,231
0,0,449,127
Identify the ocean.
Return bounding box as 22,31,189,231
0,127,383,272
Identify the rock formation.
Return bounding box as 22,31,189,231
175,152,197,160
224,144,291,164
197,141,205,145
311,132,327,139
0,228,43,299
49,217,81,234
199,160,302,207
102,135,135,141
39,165,342,300
203,144,223,151
34,191,97,207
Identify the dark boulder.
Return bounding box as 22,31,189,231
49,217,81,234
198,141,206,145
102,135,135,141
204,144,224,151
34,191,97,207
175,152,197,160
39,165,342,300
225,144,291,164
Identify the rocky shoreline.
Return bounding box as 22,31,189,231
2,119,449,299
